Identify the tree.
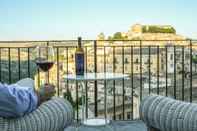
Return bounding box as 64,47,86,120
107,32,128,40
113,32,122,40
142,26,176,34
108,36,113,40
97,32,105,40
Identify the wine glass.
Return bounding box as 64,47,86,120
33,45,55,84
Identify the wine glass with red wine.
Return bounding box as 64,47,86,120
33,45,55,84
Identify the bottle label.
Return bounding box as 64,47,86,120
75,54,84,75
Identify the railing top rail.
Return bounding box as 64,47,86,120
0,39,197,43
0,40,78,43
0,39,196,48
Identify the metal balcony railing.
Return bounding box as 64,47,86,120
0,39,197,120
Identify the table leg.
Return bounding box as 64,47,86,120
104,80,107,124
79,81,86,123
104,80,111,125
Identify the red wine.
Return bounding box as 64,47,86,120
36,61,54,72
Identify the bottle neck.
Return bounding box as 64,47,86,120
78,37,82,48
78,43,82,48
77,37,83,52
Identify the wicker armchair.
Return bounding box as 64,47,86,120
140,95,197,131
0,97,73,131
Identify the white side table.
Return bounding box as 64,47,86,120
64,73,129,126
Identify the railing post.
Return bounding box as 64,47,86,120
85,46,88,118
140,40,142,101
18,48,21,80
27,48,31,78
157,46,160,95
174,45,176,99
56,47,60,96
0,48,1,82
66,47,69,92
148,46,151,94
130,46,133,120
8,48,11,84
93,40,98,117
165,46,168,96
113,46,116,120
190,40,193,102
46,41,50,83
76,38,80,121
182,46,185,101
122,46,125,120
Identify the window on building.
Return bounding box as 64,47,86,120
161,58,164,63
136,66,138,71
185,54,190,59
125,58,129,64
161,64,164,70
170,54,173,60
114,58,118,64
146,58,150,64
114,65,117,71
135,58,139,63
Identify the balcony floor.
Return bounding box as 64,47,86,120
64,120,147,131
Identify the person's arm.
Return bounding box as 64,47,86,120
0,82,55,118
0,83,38,118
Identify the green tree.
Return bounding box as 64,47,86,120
123,35,128,40
142,26,176,33
107,32,128,40
108,36,113,40
113,32,123,40
97,32,105,40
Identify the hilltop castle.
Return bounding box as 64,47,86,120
126,24,186,40
97,23,186,41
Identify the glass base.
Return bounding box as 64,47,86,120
82,118,110,126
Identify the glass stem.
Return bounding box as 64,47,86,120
45,71,49,84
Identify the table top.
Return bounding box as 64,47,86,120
63,73,129,81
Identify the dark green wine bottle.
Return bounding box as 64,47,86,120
75,37,84,75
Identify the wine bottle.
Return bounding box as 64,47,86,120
75,37,84,75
